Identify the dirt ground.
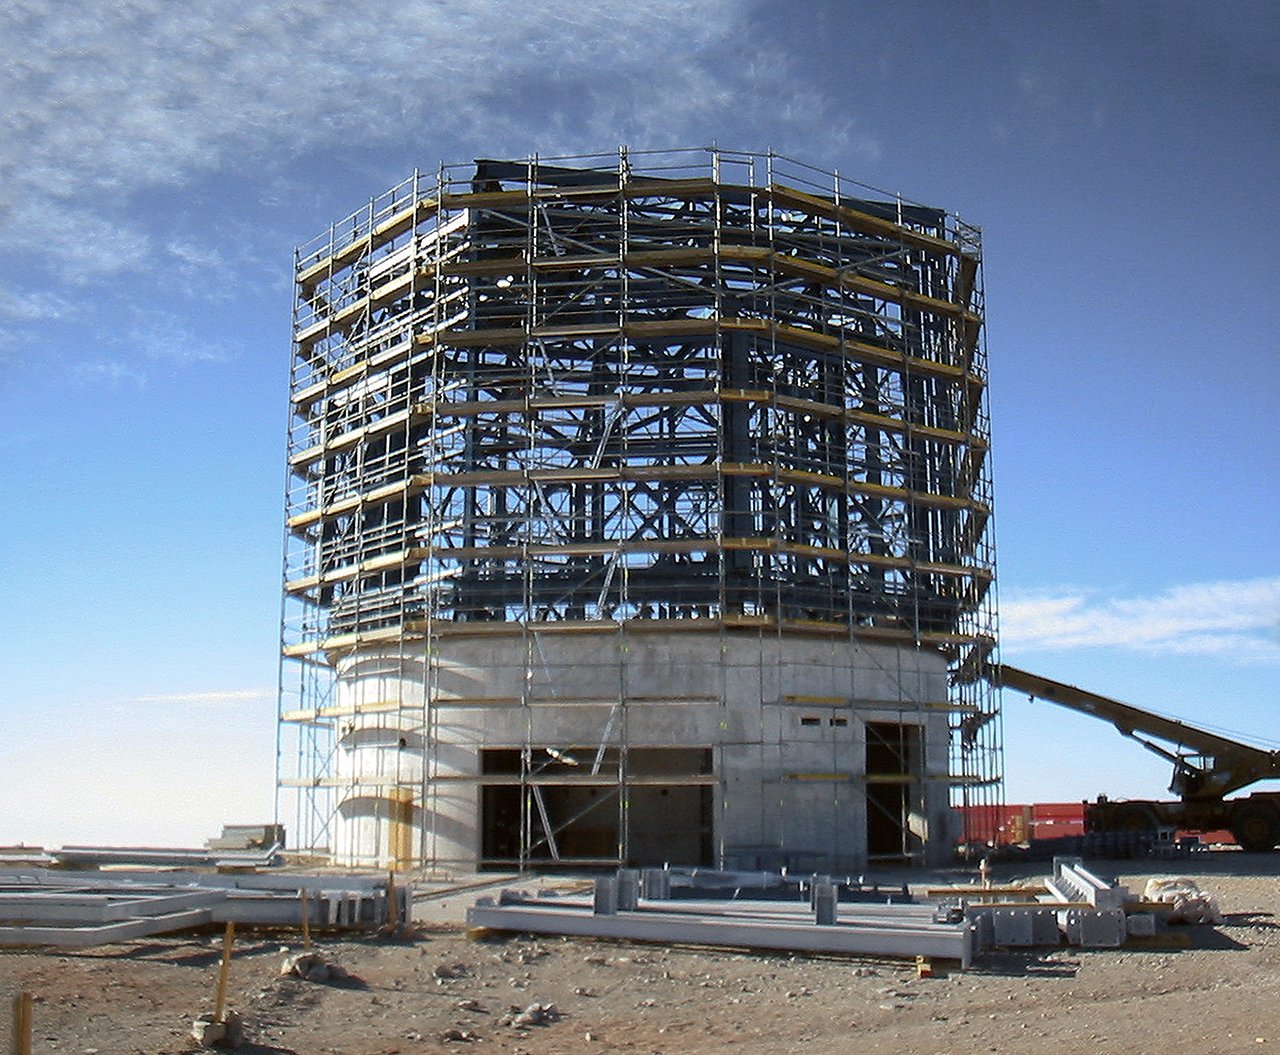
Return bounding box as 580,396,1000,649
4,853,1280,1055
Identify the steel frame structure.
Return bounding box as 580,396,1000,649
276,147,1001,867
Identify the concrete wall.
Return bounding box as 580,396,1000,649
331,628,953,869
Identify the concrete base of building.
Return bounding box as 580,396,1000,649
329,626,954,870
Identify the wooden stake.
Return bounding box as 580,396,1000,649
213,922,235,1023
387,870,399,930
12,990,33,1055
300,888,313,948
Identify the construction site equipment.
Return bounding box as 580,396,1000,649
946,858,1158,950
468,858,1181,966
468,876,978,967
994,665,1280,851
0,870,411,949
38,844,283,870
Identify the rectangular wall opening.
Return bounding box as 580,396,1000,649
479,746,713,869
865,722,924,860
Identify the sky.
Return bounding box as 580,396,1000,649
1,0,1277,848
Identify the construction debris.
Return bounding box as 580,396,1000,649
1143,876,1223,924
468,872,976,967
949,858,1181,951
280,950,352,983
41,844,283,870
0,869,411,948
191,1010,243,1049
468,859,1219,968
205,824,286,852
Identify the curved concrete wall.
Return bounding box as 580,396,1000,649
331,629,953,869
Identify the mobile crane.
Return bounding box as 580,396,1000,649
992,665,1280,852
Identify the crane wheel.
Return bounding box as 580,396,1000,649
1231,803,1280,853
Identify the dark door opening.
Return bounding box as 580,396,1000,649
865,722,922,859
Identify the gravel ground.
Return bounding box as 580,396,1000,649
3,853,1279,1055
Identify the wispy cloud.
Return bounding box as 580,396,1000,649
73,359,148,388
126,312,233,367
1001,577,1280,664
132,688,274,706
0,1,862,280
0,285,77,322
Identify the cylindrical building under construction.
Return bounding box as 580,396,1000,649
278,148,1000,870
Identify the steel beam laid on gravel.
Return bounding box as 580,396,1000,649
0,889,223,924
0,908,217,948
500,892,944,928
0,868,411,946
1047,858,1131,910
467,898,976,968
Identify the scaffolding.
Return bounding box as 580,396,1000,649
276,147,1001,869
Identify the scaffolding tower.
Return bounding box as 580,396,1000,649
276,147,1001,870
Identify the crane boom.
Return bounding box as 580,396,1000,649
991,664,1280,800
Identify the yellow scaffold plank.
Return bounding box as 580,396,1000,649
295,267,426,348
287,476,429,531
283,546,431,596
399,388,978,453
280,617,996,660
767,183,960,259
297,197,440,288
409,461,986,516
288,408,420,469
281,699,408,723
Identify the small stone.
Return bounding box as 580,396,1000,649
511,1001,560,1027
441,1027,476,1042
434,963,469,980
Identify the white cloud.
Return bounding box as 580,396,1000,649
133,688,274,706
126,311,233,367
0,285,77,322
0,0,867,286
73,359,148,387
1001,577,1280,664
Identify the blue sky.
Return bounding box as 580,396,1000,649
1,1,1276,847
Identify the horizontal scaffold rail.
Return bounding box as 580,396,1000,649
280,772,721,789
289,316,984,412
280,693,720,724
282,617,997,661
284,535,992,599
286,461,988,535
294,242,982,353
287,389,986,474
295,177,971,294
